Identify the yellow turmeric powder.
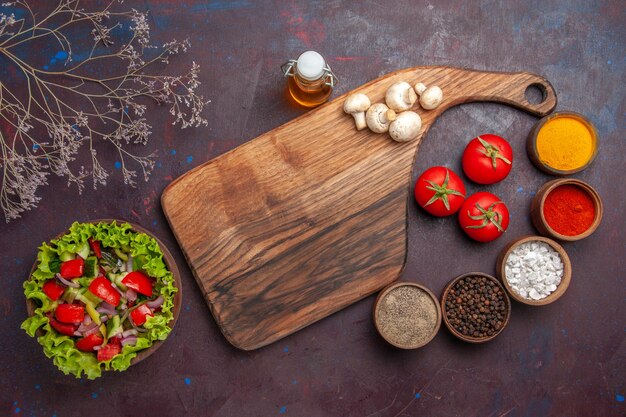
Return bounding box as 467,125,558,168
536,115,596,171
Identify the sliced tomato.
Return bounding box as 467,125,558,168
48,315,77,336
55,304,85,324
97,343,121,362
75,334,104,352
109,336,122,346
60,258,84,279
122,271,153,297
88,276,120,306
130,304,153,326
42,280,65,301
88,238,102,258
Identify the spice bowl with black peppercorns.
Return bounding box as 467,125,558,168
441,272,511,343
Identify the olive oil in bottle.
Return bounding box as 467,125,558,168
281,51,337,108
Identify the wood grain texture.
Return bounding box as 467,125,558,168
161,66,557,350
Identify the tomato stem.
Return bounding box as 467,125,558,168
477,136,511,170
423,169,465,211
465,201,505,231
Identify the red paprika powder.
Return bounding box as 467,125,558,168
543,184,595,236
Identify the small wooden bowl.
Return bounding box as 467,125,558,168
373,282,441,349
496,235,572,306
26,219,182,366
530,178,603,241
526,111,599,176
440,272,511,344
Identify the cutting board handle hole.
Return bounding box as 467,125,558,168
525,83,547,105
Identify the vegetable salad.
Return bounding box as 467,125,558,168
21,222,178,379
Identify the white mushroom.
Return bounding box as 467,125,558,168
385,81,417,112
414,83,443,110
343,93,371,130
366,103,397,133
389,111,422,142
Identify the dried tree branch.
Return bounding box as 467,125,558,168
0,0,208,221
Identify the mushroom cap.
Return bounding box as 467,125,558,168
343,93,371,114
366,103,395,133
385,81,417,112
420,86,443,110
389,111,422,142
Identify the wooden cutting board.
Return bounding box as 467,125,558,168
162,66,557,350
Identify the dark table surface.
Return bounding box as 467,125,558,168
1,1,624,416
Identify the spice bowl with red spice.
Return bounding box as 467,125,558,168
531,178,603,241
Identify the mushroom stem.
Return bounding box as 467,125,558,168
384,109,397,123
405,89,418,106
414,83,427,95
353,112,366,130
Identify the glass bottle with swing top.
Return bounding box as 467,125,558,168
281,51,337,108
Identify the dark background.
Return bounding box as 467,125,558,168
1,1,624,416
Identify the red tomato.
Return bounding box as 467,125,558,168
414,166,466,216
75,334,104,352
88,238,102,258
48,315,77,336
109,336,122,347
60,258,84,279
55,304,85,324
462,134,513,184
122,271,153,296
97,343,121,362
42,280,65,301
459,192,509,242
130,304,154,326
88,276,120,306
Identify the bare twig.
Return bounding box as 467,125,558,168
0,0,208,221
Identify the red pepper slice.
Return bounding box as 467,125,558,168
122,271,153,297
97,343,121,362
60,258,84,279
75,334,104,352
130,304,153,326
88,277,120,306
42,280,65,301
88,238,102,259
55,304,85,324
48,315,77,336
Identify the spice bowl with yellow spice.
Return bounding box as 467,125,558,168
527,111,599,175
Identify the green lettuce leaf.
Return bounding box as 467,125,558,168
21,221,178,379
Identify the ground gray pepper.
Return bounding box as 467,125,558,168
377,285,438,347
444,275,508,339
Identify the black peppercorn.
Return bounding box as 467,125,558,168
444,275,509,340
